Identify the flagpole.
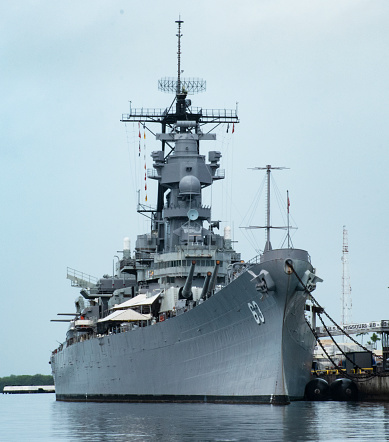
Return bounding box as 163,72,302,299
287,190,290,249
266,166,271,251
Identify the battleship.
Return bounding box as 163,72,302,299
50,20,322,404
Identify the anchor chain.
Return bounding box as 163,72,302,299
309,291,382,360
286,261,386,379
315,312,376,380
305,318,343,373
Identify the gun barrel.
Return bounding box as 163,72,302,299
207,260,220,298
200,271,212,300
182,260,196,299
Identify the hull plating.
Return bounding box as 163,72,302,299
52,253,315,404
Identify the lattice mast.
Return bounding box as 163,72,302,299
341,225,352,325
176,18,183,94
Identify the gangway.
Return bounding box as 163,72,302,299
315,320,389,368
316,320,389,337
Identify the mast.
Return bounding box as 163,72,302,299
120,19,239,256
266,166,271,250
176,18,183,94
249,165,289,252
287,190,290,249
341,225,352,325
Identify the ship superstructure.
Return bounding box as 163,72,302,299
50,20,322,404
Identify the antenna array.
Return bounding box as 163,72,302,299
158,19,206,95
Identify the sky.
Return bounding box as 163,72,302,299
1,0,388,376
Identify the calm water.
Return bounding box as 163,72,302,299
1,394,389,441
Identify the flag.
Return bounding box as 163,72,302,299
226,123,229,133
287,196,290,213
232,123,235,134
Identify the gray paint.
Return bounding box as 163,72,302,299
52,253,316,402
51,35,320,403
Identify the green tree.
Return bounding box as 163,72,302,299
0,374,54,392
356,331,368,345
370,332,381,350
367,333,381,350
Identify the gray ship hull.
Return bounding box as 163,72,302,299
51,250,316,404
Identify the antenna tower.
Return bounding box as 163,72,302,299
341,225,352,325
244,165,290,252
158,19,206,95
176,18,183,94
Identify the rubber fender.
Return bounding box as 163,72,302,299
330,378,358,401
304,378,330,401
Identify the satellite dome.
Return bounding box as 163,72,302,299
179,175,201,195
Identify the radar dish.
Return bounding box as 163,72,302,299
187,209,199,221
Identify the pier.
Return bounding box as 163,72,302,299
310,319,389,401
314,319,389,369
3,385,55,394
311,372,389,401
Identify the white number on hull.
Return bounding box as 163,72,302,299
248,301,265,325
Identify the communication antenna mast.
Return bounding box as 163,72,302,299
341,225,352,325
176,17,183,94
121,19,239,230
158,19,206,95
244,165,290,252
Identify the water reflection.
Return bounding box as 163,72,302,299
3,393,389,441
50,399,389,441
52,401,286,441
286,401,389,441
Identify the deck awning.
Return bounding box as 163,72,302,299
112,292,161,310
98,308,151,322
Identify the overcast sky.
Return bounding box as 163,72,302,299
1,0,388,376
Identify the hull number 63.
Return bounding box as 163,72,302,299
248,301,265,325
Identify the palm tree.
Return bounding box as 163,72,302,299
369,332,381,350
357,331,368,345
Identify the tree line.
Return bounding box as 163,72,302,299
0,374,54,392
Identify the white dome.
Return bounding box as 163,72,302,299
179,175,201,195
123,237,131,251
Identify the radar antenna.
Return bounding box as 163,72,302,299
158,18,206,95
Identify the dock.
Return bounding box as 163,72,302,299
311,372,389,401
3,385,55,394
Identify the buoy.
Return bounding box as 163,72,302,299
330,378,358,401
304,378,330,401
